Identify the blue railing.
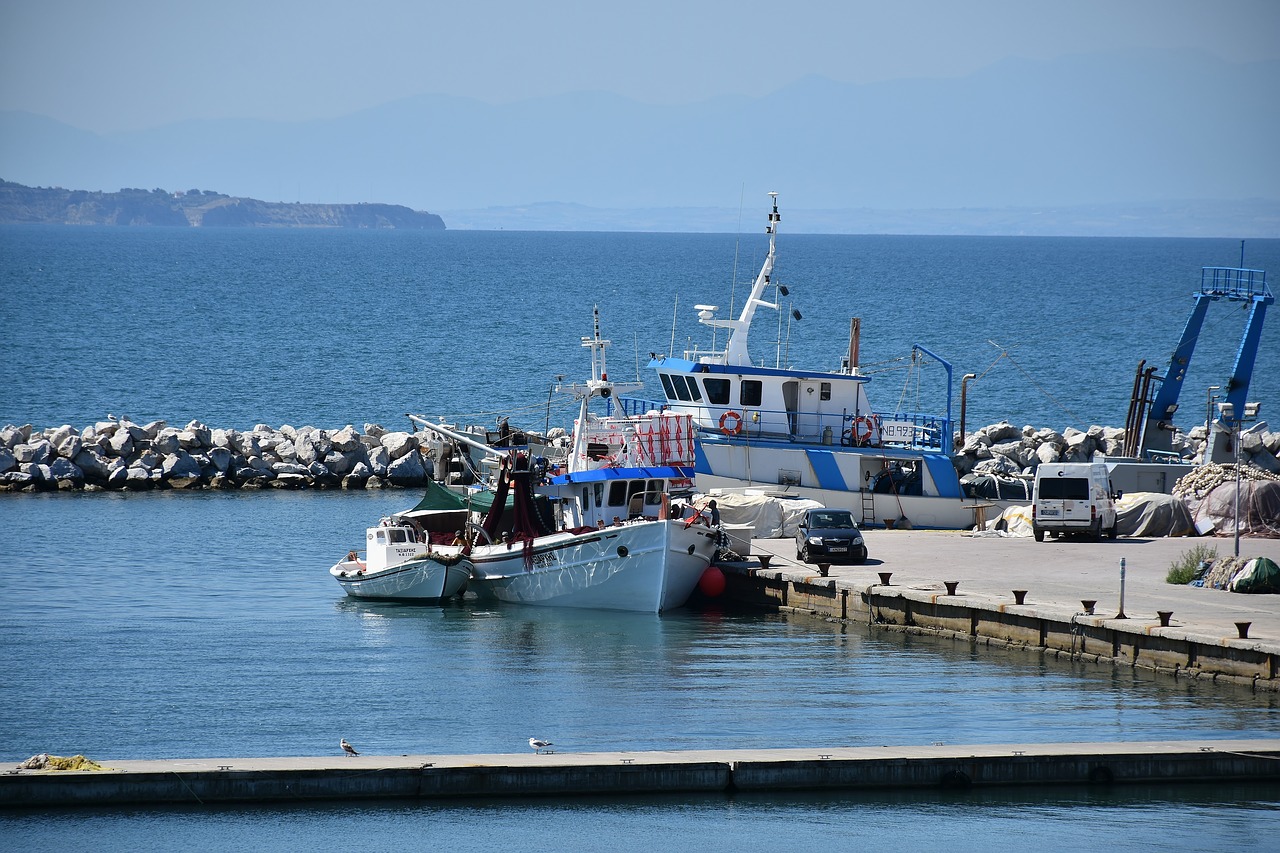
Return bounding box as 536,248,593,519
1201,267,1273,302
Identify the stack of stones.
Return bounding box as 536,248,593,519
952,420,1280,478
0,419,438,492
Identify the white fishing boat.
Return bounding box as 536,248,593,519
329,483,472,601
417,311,719,612
627,193,993,530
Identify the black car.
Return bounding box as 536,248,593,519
796,508,868,564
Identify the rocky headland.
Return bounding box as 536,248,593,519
0,180,445,229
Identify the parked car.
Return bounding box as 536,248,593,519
796,508,868,564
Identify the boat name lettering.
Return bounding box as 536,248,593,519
879,421,917,442
532,552,558,569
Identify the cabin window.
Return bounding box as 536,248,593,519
659,373,677,401
740,380,762,407
375,531,387,544
582,487,589,509
703,378,730,405
645,479,664,506
593,483,604,507
683,376,703,402
608,481,629,506
820,382,831,401
389,529,408,543
671,375,692,402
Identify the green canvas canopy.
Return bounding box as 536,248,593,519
407,480,514,514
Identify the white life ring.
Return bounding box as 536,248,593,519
719,410,743,435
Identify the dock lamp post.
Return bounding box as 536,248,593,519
1217,401,1262,558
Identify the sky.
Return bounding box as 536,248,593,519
3,0,1279,134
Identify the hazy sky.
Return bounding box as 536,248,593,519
3,0,1279,133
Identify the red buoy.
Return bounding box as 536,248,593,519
698,566,726,598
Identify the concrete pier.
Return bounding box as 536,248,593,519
728,530,1280,690
3,740,1277,807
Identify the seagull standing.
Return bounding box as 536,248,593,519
529,737,553,754
341,738,359,757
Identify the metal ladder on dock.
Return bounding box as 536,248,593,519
860,487,875,528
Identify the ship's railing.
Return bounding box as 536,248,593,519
1201,267,1273,302
619,397,952,453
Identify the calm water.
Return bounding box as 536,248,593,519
3,227,1280,847
1,226,1277,435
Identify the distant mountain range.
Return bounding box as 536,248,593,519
1,50,1277,235
0,181,444,229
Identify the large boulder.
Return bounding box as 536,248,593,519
152,429,182,456
180,421,211,449
0,448,15,473
162,451,204,480
48,457,84,485
331,426,362,453
386,452,426,485
73,448,113,482
14,440,52,465
381,432,418,461
0,425,28,450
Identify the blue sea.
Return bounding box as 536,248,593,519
2,226,1280,849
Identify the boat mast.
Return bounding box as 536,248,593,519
700,193,781,366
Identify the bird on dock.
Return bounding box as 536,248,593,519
341,738,359,756
529,737,553,754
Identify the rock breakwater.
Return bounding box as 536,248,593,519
0,419,444,492
951,420,1280,477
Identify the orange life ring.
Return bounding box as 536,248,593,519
853,416,874,446
719,410,743,435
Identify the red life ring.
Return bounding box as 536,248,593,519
719,410,743,435
853,416,874,446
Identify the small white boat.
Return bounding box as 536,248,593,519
330,490,472,601
417,310,719,612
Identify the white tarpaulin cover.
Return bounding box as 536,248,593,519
1114,492,1196,537
985,493,1194,538
694,493,825,538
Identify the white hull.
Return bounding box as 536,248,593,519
467,520,718,612
330,556,470,601
696,437,1006,530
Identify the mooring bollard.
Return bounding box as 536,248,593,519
1081,600,1096,615
878,572,892,586
1012,589,1028,605
757,554,772,570
1236,621,1252,639
817,563,830,577
1157,610,1173,627
944,581,959,595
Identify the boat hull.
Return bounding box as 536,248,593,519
695,435,1009,530
330,556,470,602
467,520,718,612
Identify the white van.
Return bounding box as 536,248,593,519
1031,462,1120,541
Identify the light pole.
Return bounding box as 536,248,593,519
1218,400,1262,557
1205,385,1220,440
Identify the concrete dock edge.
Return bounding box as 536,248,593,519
3,741,1278,808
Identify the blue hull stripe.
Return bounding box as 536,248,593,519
804,449,847,491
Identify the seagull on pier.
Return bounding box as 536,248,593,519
341,738,359,757
529,737,553,754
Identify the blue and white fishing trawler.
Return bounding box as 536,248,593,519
625,194,990,530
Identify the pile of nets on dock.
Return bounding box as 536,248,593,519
1192,556,1280,594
